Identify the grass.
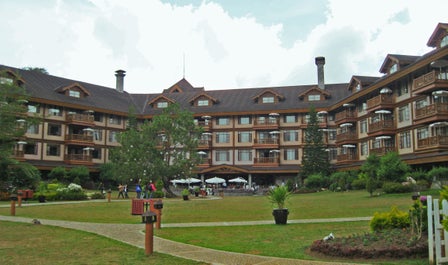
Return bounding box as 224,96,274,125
0,190,436,264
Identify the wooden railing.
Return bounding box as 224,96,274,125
64,154,92,162
417,135,448,148
368,120,395,133
336,132,357,142
253,138,279,144
415,102,448,120
66,113,94,123
369,146,397,156
65,134,94,142
366,94,394,110
254,118,279,126
254,157,279,164
335,110,357,122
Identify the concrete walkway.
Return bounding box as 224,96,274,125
0,213,369,265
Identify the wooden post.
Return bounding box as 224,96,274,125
145,222,154,255
10,199,16,216
155,208,161,229
107,189,111,203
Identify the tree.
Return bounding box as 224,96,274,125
21,67,49,75
301,106,330,178
377,152,410,183
0,70,40,191
110,103,202,197
48,166,67,182
360,154,381,197
68,166,90,186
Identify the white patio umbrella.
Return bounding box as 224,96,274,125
228,177,247,183
170,179,186,184
185,177,202,184
205,176,226,184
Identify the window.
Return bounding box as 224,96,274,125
390,63,398,74
237,149,252,161
238,116,251,125
47,123,61,136
216,132,230,143
197,99,209,106
47,106,62,116
304,114,310,123
360,119,367,133
415,99,428,110
93,129,103,141
284,149,298,160
216,117,230,125
308,94,320,101
27,124,39,134
108,130,119,142
46,144,60,156
69,90,80,98
215,150,230,162
441,36,448,48
94,113,103,122
92,148,101,159
328,148,337,160
417,128,428,140
24,143,38,155
262,96,274,103
355,83,361,91
27,104,39,113
398,105,410,122
400,131,411,149
398,81,409,96
0,77,13,85
328,130,336,140
109,114,121,125
360,141,368,156
238,132,252,143
157,101,168,108
284,115,297,123
283,130,298,142
361,102,367,111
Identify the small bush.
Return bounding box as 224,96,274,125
382,182,413,193
90,192,105,199
351,178,366,190
370,206,410,232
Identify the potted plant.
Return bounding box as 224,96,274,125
181,189,189,200
194,187,200,197
36,182,47,203
267,185,291,224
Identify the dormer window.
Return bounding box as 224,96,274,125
262,96,275,103
390,63,398,74
197,99,209,106
69,90,80,98
0,77,13,85
442,36,448,48
157,101,168,108
308,94,321,101
356,83,361,91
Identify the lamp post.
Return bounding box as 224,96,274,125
153,199,164,229
141,211,157,255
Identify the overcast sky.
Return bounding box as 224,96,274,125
1,0,447,93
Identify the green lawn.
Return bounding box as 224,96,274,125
0,190,436,264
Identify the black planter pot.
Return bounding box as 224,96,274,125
182,195,189,201
38,195,46,203
272,208,289,224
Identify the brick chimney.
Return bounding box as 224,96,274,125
115,70,126,92
315,57,325,90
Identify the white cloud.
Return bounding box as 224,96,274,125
0,0,447,93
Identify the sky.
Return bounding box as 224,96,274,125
1,0,447,94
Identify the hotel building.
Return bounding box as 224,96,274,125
1,23,448,185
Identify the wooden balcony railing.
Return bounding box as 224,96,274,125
366,94,395,110
412,70,448,93
253,138,279,145
415,102,448,120
368,120,395,133
66,113,94,124
65,134,94,142
335,110,357,122
336,132,357,142
254,157,279,164
369,146,397,156
198,139,211,147
417,135,448,148
12,150,24,158
64,154,92,162
336,153,358,162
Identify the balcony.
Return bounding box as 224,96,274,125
366,94,395,112
253,138,279,149
64,154,93,165
254,157,279,167
12,150,25,161
417,135,448,151
196,121,211,131
369,146,397,156
253,118,279,130
412,70,448,94
197,158,212,167
198,139,211,149
66,113,94,126
414,102,448,124
65,134,94,145
335,109,357,123
336,152,358,164
368,120,395,136
335,132,357,144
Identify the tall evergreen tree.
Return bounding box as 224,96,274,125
301,106,330,178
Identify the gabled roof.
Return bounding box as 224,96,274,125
0,69,26,86
54,82,91,96
347,75,380,92
252,88,285,102
163,78,204,93
427,23,448,48
189,92,219,105
147,95,176,106
379,54,420,74
298,87,331,99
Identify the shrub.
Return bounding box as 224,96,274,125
370,206,410,232
305,174,329,190
90,192,105,199
351,178,366,190
382,182,413,193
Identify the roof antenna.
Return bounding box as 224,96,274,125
183,52,186,79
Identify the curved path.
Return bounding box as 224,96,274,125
0,201,368,265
